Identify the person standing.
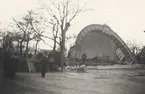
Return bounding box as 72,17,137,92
81,53,87,65
40,54,48,78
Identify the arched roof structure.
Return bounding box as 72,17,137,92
70,24,134,63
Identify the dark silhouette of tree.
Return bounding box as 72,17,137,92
13,16,31,56
2,32,14,52
13,11,41,57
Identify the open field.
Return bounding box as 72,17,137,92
0,66,145,94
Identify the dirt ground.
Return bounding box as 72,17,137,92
0,68,145,94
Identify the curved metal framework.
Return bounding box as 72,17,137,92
72,24,134,63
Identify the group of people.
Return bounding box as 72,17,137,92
76,53,87,72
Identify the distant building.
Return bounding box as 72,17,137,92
69,24,134,63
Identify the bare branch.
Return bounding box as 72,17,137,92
55,24,59,37
68,8,82,23
13,18,29,33
52,24,56,37
41,35,60,45
53,1,62,19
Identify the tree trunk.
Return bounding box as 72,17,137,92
25,41,29,57
19,41,23,56
60,31,65,72
53,37,57,52
34,41,39,55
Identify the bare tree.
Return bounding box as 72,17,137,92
29,13,58,54
126,41,141,55
33,31,44,55
2,32,14,52
42,0,88,71
32,27,50,55
42,21,60,52
13,11,36,57
52,23,59,52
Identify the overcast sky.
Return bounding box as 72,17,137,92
0,0,145,50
